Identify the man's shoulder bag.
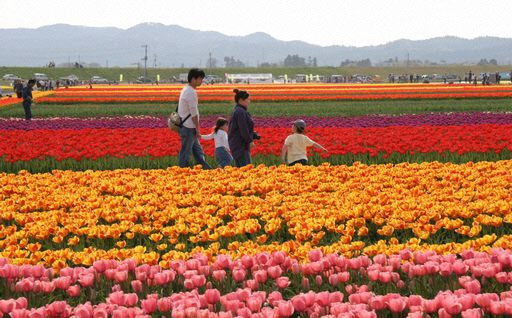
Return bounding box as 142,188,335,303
168,104,191,133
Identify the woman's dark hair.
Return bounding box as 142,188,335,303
214,117,228,133
233,89,250,103
28,79,36,85
188,68,205,83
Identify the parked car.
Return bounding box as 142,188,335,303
34,73,49,81
90,76,109,84
135,76,152,84
178,73,188,83
2,74,20,81
204,75,221,84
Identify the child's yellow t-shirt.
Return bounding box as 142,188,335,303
284,133,315,164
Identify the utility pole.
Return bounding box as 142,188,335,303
209,52,212,74
153,54,157,68
141,45,148,78
106,60,109,68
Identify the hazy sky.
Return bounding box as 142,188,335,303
2,0,511,47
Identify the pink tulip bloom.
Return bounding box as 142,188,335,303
218,311,233,318
47,301,68,315
245,279,258,290
267,291,283,307
246,297,263,312
459,294,476,311
157,298,172,312
67,285,81,297
171,309,186,318
373,254,387,265
338,272,350,283
496,272,508,284
328,274,339,286
15,279,34,293
272,251,286,265
475,293,499,308
205,289,221,304
184,279,195,290
29,307,47,318
192,275,206,287
232,268,246,282
212,270,226,282
92,308,109,318
108,291,126,306
378,271,392,283
309,249,323,262
302,277,310,289
461,308,483,318
253,270,267,284
328,292,343,304
0,299,16,314
124,293,139,307
291,295,307,312
93,260,107,273
315,291,330,307
439,262,453,276
254,253,269,266
141,298,157,314
241,255,254,269
489,301,506,315
15,298,27,310
278,301,294,317
438,308,452,318
276,276,290,289
130,280,143,293
465,280,481,294
74,305,92,318
443,300,462,315
388,298,407,313
358,310,377,318
369,296,386,310
9,309,29,318
154,272,168,285
367,270,379,281
315,275,323,286
452,261,468,275
267,266,282,279
78,274,95,287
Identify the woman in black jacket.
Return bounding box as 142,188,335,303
228,89,257,167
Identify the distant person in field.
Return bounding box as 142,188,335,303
228,89,258,167
22,79,36,121
177,68,211,169
14,80,23,98
281,119,327,166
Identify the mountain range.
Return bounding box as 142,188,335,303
1,23,511,67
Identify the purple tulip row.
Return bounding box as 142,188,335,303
2,112,512,130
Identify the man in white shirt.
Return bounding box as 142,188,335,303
177,68,212,169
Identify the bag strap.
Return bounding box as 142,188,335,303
175,102,191,125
